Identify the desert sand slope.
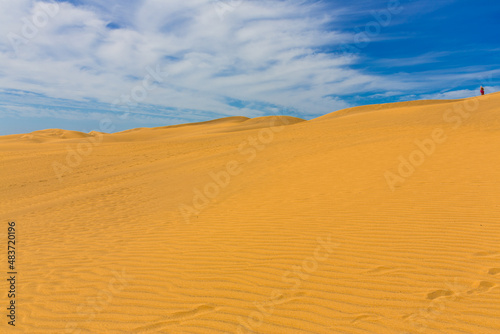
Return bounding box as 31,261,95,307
313,99,464,122
1,94,500,333
0,129,95,144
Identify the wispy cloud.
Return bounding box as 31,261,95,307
0,0,498,134
374,52,451,67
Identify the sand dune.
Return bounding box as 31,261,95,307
313,99,465,121
1,94,500,333
0,129,99,144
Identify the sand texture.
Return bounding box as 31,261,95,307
1,93,500,333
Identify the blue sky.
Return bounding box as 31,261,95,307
0,0,499,135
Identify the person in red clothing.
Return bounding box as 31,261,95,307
480,86,485,95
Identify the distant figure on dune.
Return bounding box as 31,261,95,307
480,86,485,95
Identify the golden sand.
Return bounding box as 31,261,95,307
1,93,500,333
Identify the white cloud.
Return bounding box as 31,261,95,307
0,0,365,118
0,0,497,128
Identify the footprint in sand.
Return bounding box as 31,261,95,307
488,268,500,275
427,289,453,300
467,281,496,295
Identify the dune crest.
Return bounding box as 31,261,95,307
314,99,464,121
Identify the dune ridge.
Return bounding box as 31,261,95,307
1,94,500,333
